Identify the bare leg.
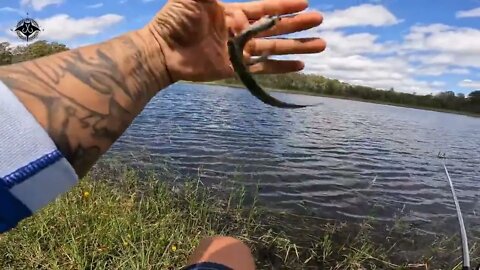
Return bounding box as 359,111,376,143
185,236,256,270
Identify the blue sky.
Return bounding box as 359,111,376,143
0,0,479,95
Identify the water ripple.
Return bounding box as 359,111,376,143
109,83,480,233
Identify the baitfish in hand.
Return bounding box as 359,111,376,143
227,15,320,109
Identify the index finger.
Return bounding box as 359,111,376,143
225,0,309,20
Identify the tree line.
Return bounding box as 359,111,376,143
0,40,478,115
220,73,480,115
0,40,68,65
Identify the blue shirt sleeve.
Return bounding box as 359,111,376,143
0,80,78,233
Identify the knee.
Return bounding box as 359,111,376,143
187,235,256,270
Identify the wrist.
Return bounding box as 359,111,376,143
133,27,176,92
142,17,193,83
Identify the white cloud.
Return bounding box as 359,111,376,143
431,81,446,87
0,7,18,12
0,6,25,16
284,20,438,94
31,14,124,41
459,79,480,89
321,4,401,30
450,68,470,75
408,53,454,65
302,55,438,94
401,24,480,70
0,36,24,47
20,0,64,11
456,7,480,18
403,24,480,55
413,66,471,77
86,2,104,9
413,65,449,76
283,6,477,95
411,53,480,69
318,31,395,56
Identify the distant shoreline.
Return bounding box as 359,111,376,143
179,80,480,118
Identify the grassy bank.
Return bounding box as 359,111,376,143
187,81,480,118
0,162,478,269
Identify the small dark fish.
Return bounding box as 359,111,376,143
227,16,318,109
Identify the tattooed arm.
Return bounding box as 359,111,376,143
0,0,324,179
0,0,324,234
0,28,173,178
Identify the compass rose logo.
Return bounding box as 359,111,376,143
11,13,43,42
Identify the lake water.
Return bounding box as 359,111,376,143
108,83,480,235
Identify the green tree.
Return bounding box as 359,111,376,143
2,40,70,64
24,40,69,60
0,42,12,65
469,91,480,101
468,91,480,107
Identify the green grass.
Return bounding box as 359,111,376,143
0,162,478,269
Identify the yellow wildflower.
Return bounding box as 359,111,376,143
171,245,177,252
83,191,90,198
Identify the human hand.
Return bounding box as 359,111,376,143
146,0,326,83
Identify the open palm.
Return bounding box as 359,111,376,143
148,0,326,82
